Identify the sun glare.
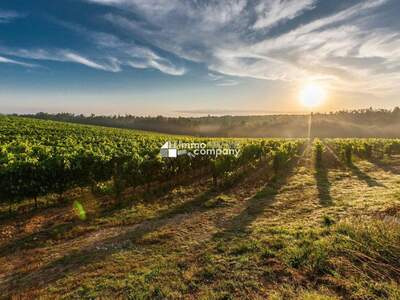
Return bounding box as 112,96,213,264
299,83,327,109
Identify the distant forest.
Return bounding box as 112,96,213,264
18,108,400,138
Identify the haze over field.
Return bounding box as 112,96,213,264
1,0,400,115
26,108,400,138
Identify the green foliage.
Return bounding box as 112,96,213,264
0,116,305,209
326,138,400,163
271,141,301,175
363,142,373,159
313,139,324,166
211,140,304,187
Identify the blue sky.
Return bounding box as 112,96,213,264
0,0,399,115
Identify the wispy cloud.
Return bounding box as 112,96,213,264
0,55,35,67
0,48,121,72
127,51,185,76
208,72,239,86
62,52,121,72
0,40,185,75
92,31,186,75
253,0,317,30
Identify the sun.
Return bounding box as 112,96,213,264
299,83,327,109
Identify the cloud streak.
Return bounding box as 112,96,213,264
0,55,35,67
1,43,185,75
0,48,121,72
62,52,121,72
208,72,239,86
253,0,317,30
93,32,185,75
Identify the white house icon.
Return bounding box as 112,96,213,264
160,142,177,158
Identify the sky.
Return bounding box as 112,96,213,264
0,0,399,116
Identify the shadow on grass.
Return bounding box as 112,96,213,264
367,157,400,175
0,167,212,221
0,188,217,295
349,163,386,188
0,172,214,257
0,162,272,296
0,162,266,258
213,156,300,239
0,220,89,256
314,162,332,206
0,182,216,256
184,155,301,283
0,196,74,221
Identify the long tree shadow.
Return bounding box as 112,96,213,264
213,156,300,240
0,177,209,255
0,183,217,256
349,163,386,187
182,147,318,286
0,161,274,296
367,157,400,175
0,187,217,295
314,162,332,206
97,172,212,220
184,156,302,283
323,143,385,188
0,166,212,221
0,162,269,257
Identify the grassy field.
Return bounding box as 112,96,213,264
1,143,400,299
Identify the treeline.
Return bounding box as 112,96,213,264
17,107,400,138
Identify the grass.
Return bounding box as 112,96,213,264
1,150,400,299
